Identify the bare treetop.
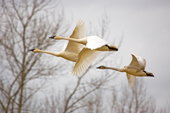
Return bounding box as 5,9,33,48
0,0,70,112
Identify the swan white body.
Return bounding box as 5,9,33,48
51,35,118,51
50,21,118,76
97,54,154,88
29,20,85,62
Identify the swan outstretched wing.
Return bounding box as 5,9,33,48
126,74,136,88
72,48,101,76
129,54,141,68
130,54,146,70
65,20,85,53
137,56,146,70
86,36,108,50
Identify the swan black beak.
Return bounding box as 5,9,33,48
147,75,154,77
114,48,118,51
105,45,118,51
144,71,154,77
111,46,118,51
49,36,55,39
149,75,154,77
29,49,35,52
96,66,101,69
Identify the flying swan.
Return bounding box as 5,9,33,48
29,20,85,62
97,54,154,88
49,23,118,76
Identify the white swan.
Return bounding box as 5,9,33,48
49,27,118,76
29,20,85,62
49,35,118,51
97,54,154,88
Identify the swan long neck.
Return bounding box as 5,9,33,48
57,37,87,45
103,66,125,72
35,50,61,57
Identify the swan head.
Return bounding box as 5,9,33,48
144,71,154,77
29,49,35,52
147,72,154,77
109,45,118,51
29,48,40,52
49,35,62,39
105,45,118,51
96,65,106,69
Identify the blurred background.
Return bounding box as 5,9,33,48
0,0,169,113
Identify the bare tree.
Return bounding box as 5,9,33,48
165,96,170,113
158,96,170,113
0,0,70,113
113,78,156,113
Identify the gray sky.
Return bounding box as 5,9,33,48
61,0,170,108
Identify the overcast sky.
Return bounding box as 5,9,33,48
61,0,170,108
